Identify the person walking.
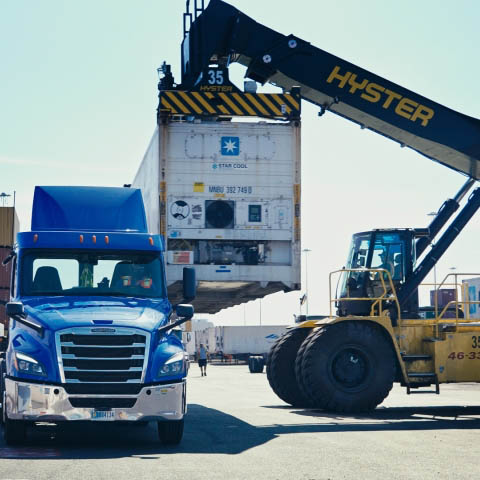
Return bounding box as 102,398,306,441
198,343,208,376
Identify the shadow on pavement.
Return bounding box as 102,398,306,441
0,404,275,458
263,404,480,429
1,403,480,459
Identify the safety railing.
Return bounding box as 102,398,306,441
329,269,480,331
329,268,401,320
423,273,480,333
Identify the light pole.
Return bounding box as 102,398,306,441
302,249,312,315
0,192,11,207
450,266,457,283
450,267,458,313
427,212,437,287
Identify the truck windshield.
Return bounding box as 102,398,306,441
21,250,166,299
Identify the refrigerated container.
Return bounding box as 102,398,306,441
133,120,301,313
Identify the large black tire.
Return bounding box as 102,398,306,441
158,418,184,445
266,328,315,407
294,329,318,405
299,322,396,413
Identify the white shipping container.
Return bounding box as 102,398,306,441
215,325,288,356
133,120,301,313
463,277,480,319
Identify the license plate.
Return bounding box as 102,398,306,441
91,409,115,420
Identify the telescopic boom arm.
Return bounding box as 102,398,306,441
181,0,480,180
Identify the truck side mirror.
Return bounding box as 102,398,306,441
6,302,24,317
158,303,194,335
175,304,194,320
182,267,196,302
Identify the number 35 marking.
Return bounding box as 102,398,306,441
472,336,480,348
208,69,224,85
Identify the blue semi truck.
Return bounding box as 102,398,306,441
0,186,196,445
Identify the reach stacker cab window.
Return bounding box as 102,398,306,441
341,230,415,299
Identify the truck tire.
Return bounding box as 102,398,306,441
0,359,5,422
4,417,27,445
266,328,315,407
299,322,395,413
158,418,184,445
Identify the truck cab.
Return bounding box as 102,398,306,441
1,186,195,445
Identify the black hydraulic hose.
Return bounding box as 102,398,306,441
416,178,475,257
182,0,480,180
416,199,458,258
398,187,480,308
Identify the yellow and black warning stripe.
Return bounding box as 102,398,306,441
158,90,300,119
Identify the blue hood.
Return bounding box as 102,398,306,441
8,296,182,384
22,296,171,332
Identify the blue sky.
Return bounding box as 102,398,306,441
2,0,479,324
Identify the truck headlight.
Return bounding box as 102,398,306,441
14,352,47,377
158,352,184,377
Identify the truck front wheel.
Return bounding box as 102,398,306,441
158,418,184,445
0,359,5,422
3,388,28,445
298,322,395,413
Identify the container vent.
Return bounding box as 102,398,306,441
205,200,234,229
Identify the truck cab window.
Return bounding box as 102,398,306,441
22,250,166,299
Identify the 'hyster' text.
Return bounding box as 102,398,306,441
327,66,434,127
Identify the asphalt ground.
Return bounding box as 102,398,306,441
1,364,480,480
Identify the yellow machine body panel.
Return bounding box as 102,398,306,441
434,333,480,382
297,314,480,386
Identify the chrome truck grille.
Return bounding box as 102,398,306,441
55,327,151,392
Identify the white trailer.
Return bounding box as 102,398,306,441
183,330,196,358
132,120,301,313
194,327,217,356
215,325,288,359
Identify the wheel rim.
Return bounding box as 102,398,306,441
328,345,372,392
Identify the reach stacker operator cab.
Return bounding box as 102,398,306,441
338,229,417,317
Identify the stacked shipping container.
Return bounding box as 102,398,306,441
430,289,457,308
0,207,19,329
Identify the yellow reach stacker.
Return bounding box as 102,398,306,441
161,0,480,411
